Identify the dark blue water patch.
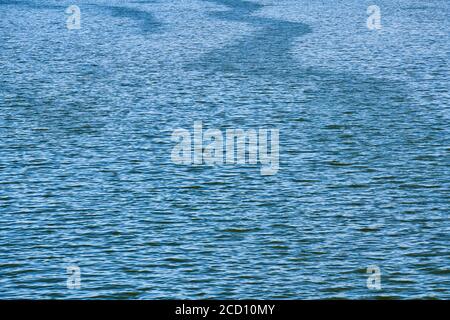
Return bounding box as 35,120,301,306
208,0,263,16
0,0,62,9
187,0,412,119
188,0,312,76
91,4,163,34
0,0,27,4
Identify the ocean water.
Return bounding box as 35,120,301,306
0,0,449,299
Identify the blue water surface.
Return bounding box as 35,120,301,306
0,0,449,299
